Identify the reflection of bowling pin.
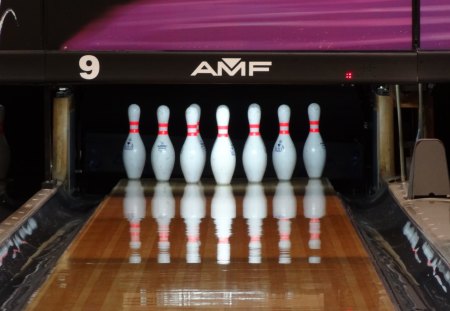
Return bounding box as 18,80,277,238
151,105,175,181
211,185,236,264
190,103,206,153
243,183,267,264
180,105,206,183
124,180,146,264
181,184,206,263
273,105,296,180
211,105,236,184
123,104,146,179
151,182,175,263
273,181,297,264
403,222,421,264
303,103,326,178
303,179,326,264
243,103,267,183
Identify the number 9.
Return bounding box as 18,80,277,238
79,55,100,80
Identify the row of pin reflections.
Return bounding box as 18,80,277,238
123,102,326,183
124,179,326,265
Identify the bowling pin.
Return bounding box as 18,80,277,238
273,181,297,264
243,103,267,183
151,105,175,182
190,103,206,153
211,185,236,265
303,179,326,264
123,104,146,179
123,180,146,264
243,183,267,264
181,184,206,263
272,105,296,181
180,105,206,183
303,103,326,178
151,182,175,263
210,105,236,185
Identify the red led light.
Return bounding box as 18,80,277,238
345,71,353,80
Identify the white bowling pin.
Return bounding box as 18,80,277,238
272,105,296,181
211,185,236,264
190,103,206,153
181,184,206,263
0,105,10,181
303,179,326,263
243,183,267,264
123,180,146,263
243,103,267,183
211,105,236,185
273,181,297,264
151,182,175,263
180,106,206,183
123,104,146,179
151,105,175,182
303,103,326,178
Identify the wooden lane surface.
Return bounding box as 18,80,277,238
26,179,395,310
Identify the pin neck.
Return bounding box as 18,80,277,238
129,121,139,133
187,124,198,136
158,122,169,135
279,122,290,135
217,125,229,138
309,120,319,133
249,123,260,136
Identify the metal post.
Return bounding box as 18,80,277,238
375,85,395,183
52,87,75,193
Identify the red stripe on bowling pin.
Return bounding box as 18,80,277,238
309,120,319,133
279,122,289,135
129,121,139,133
158,122,169,135
249,123,260,136
217,125,229,138
187,124,198,136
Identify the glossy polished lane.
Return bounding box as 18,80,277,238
26,179,395,310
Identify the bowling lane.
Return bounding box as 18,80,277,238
25,179,395,310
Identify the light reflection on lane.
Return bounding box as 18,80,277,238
303,179,326,264
124,179,329,265
151,182,175,264
181,183,205,264
123,180,146,264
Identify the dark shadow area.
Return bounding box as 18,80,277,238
0,86,46,221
